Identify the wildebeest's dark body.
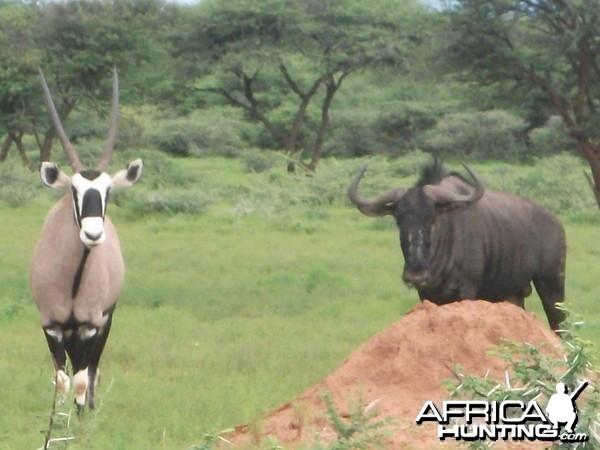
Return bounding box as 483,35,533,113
348,161,566,331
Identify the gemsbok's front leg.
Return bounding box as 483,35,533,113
43,324,70,396
86,307,115,411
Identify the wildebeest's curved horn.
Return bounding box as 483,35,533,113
423,164,484,207
97,67,119,172
38,67,84,172
348,166,407,216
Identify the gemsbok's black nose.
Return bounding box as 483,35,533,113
85,231,102,241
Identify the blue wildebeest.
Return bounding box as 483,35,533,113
348,161,566,330
30,68,143,413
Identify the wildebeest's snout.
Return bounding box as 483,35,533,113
402,267,431,288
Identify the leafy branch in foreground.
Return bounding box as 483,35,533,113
444,306,600,449
38,370,75,450
313,392,394,450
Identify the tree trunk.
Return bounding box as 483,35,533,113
579,139,600,208
0,134,12,162
12,132,34,171
307,77,336,171
306,72,349,171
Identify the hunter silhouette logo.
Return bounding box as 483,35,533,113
416,380,589,443
546,381,588,434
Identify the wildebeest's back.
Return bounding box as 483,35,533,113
427,190,565,302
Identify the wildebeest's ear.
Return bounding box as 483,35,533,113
424,167,484,213
40,162,70,189
111,159,143,189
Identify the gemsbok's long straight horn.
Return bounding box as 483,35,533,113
97,66,119,172
38,67,83,171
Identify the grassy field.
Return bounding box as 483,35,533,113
0,154,598,449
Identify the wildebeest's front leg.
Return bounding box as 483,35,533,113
43,325,70,395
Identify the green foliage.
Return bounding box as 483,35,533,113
445,308,600,449
188,429,234,450
512,155,597,213
0,159,39,207
151,123,192,157
123,188,212,215
529,117,578,156
0,2,41,134
148,109,250,158
241,149,280,173
421,109,528,160
315,392,393,450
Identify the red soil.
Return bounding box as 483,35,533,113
229,300,563,449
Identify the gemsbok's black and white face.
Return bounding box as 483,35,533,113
40,161,143,247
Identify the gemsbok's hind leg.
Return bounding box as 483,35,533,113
43,325,70,395
87,310,115,410
533,272,566,332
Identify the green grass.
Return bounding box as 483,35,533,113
0,155,598,449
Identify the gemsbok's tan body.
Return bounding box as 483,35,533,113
30,67,143,412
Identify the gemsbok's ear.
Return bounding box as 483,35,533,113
40,162,70,189
111,159,143,189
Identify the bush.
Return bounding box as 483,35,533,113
421,110,528,161
323,109,383,158
513,155,597,213
147,108,251,158
241,149,280,173
121,188,211,215
529,116,577,156
0,160,40,207
149,120,192,157
374,101,442,153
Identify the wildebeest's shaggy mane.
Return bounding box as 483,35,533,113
415,159,448,187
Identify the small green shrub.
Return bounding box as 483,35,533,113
147,108,250,158
0,159,39,207
123,189,211,215
529,116,577,156
110,148,196,189
374,101,441,153
314,392,394,450
421,110,528,161
188,429,235,450
150,122,192,157
66,109,106,143
512,154,596,214
324,109,383,158
242,149,279,173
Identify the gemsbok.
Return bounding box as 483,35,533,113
30,67,143,412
